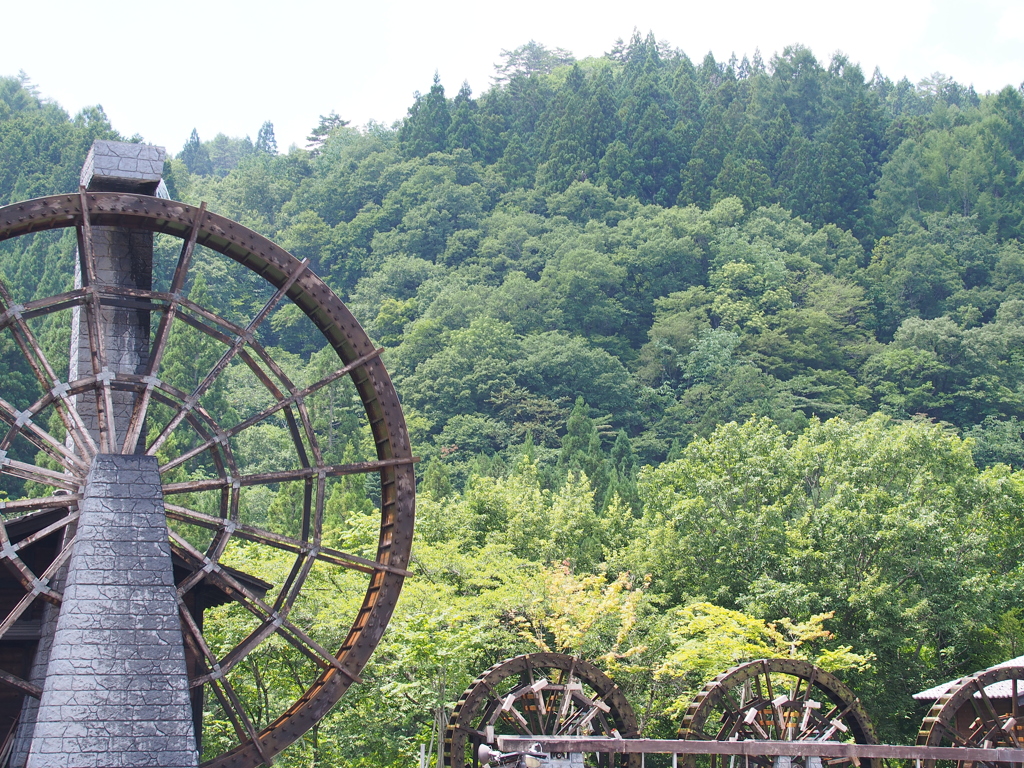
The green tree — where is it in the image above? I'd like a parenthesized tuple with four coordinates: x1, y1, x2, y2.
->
(179, 128, 213, 175)
(493, 40, 575, 83)
(254, 120, 278, 154)
(400, 73, 451, 157)
(306, 111, 349, 156)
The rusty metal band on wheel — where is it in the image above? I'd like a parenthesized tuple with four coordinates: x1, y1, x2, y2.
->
(0, 193, 416, 768)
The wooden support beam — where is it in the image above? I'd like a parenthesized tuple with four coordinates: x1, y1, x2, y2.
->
(496, 736, 1024, 762)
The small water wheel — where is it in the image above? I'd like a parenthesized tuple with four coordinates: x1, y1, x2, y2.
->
(679, 659, 877, 768)
(444, 652, 641, 768)
(917, 665, 1024, 768)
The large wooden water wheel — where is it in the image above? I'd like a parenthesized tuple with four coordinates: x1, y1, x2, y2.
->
(0, 191, 415, 766)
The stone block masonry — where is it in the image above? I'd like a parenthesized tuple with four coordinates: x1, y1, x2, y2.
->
(25, 455, 198, 768)
(79, 142, 165, 195)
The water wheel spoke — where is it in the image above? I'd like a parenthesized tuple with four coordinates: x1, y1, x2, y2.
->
(933, 716, 977, 747)
(75, 196, 119, 452)
(178, 600, 219, 687)
(0, 534, 76, 633)
(973, 684, 1006, 738)
(154, 429, 224, 478)
(206, 677, 250, 747)
(717, 688, 744, 719)
(3, 288, 87, 319)
(554, 692, 586, 735)
(146, 259, 309, 459)
(282, 406, 313, 474)
(164, 503, 408, 578)
(0, 494, 82, 516)
(0, 283, 97, 459)
(161, 456, 415, 495)
(0, 667, 41, 699)
(0, 457, 79, 491)
(500, 703, 534, 736)
(759, 668, 786, 737)
(557, 694, 606, 735)
(231, 588, 356, 684)
(272, 619, 359, 680)
(209, 621, 282, 684)
(170, 530, 358, 686)
(0, 588, 48, 641)
(797, 710, 832, 740)
(554, 666, 576, 733)
(124, 203, 207, 454)
(817, 703, 842, 725)
(3, 510, 79, 554)
(230, 349, 387, 457)
(218, 674, 274, 767)
(521, 659, 544, 735)
(1003, 721, 1024, 749)
(0, 395, 86, 474)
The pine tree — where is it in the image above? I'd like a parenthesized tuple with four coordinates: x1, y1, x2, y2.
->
(558, 397, 610, 504)
(604, 429, 640, 513)
(495, 133, 534, 188)
(492, 40, 574, 83)
(597, 140, 639, 199)
(179, 128, 212, 175)
(446, 81, 482, 154)
(712, 120, 776, 210)
(671, 56, 703, 166)
(420, 459, 453, 500)
(536, 66, 596, 191)
(306, 111, 349, 156)
(400, 73, 451, 157)
(560, 397, 595, 468)
(255, 121, 278, 154)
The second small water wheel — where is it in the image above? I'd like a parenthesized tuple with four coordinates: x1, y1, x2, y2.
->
(917, 665, 1024, 768)
(679, 658, 877, 768)
(444, 652, 641, 768)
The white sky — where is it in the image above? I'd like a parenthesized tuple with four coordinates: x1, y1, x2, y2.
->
(2, 0, 1022, 156)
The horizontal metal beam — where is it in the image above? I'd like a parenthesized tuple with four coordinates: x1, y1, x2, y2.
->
(496, 736, 1024, 762)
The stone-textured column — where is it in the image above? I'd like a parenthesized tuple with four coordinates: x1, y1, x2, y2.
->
(26, 455, 198, 768)
(14, 141, 171, 768)
(12, 142, 168, 766)
(68, 140, 165, 451)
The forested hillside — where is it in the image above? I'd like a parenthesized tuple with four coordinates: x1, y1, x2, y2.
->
(2, 33, 1024, 765)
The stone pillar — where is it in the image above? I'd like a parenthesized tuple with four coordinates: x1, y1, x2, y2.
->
(26, 455, 198, 768)
(68, 140, 165, 451)
(13, 142, 196, 767)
